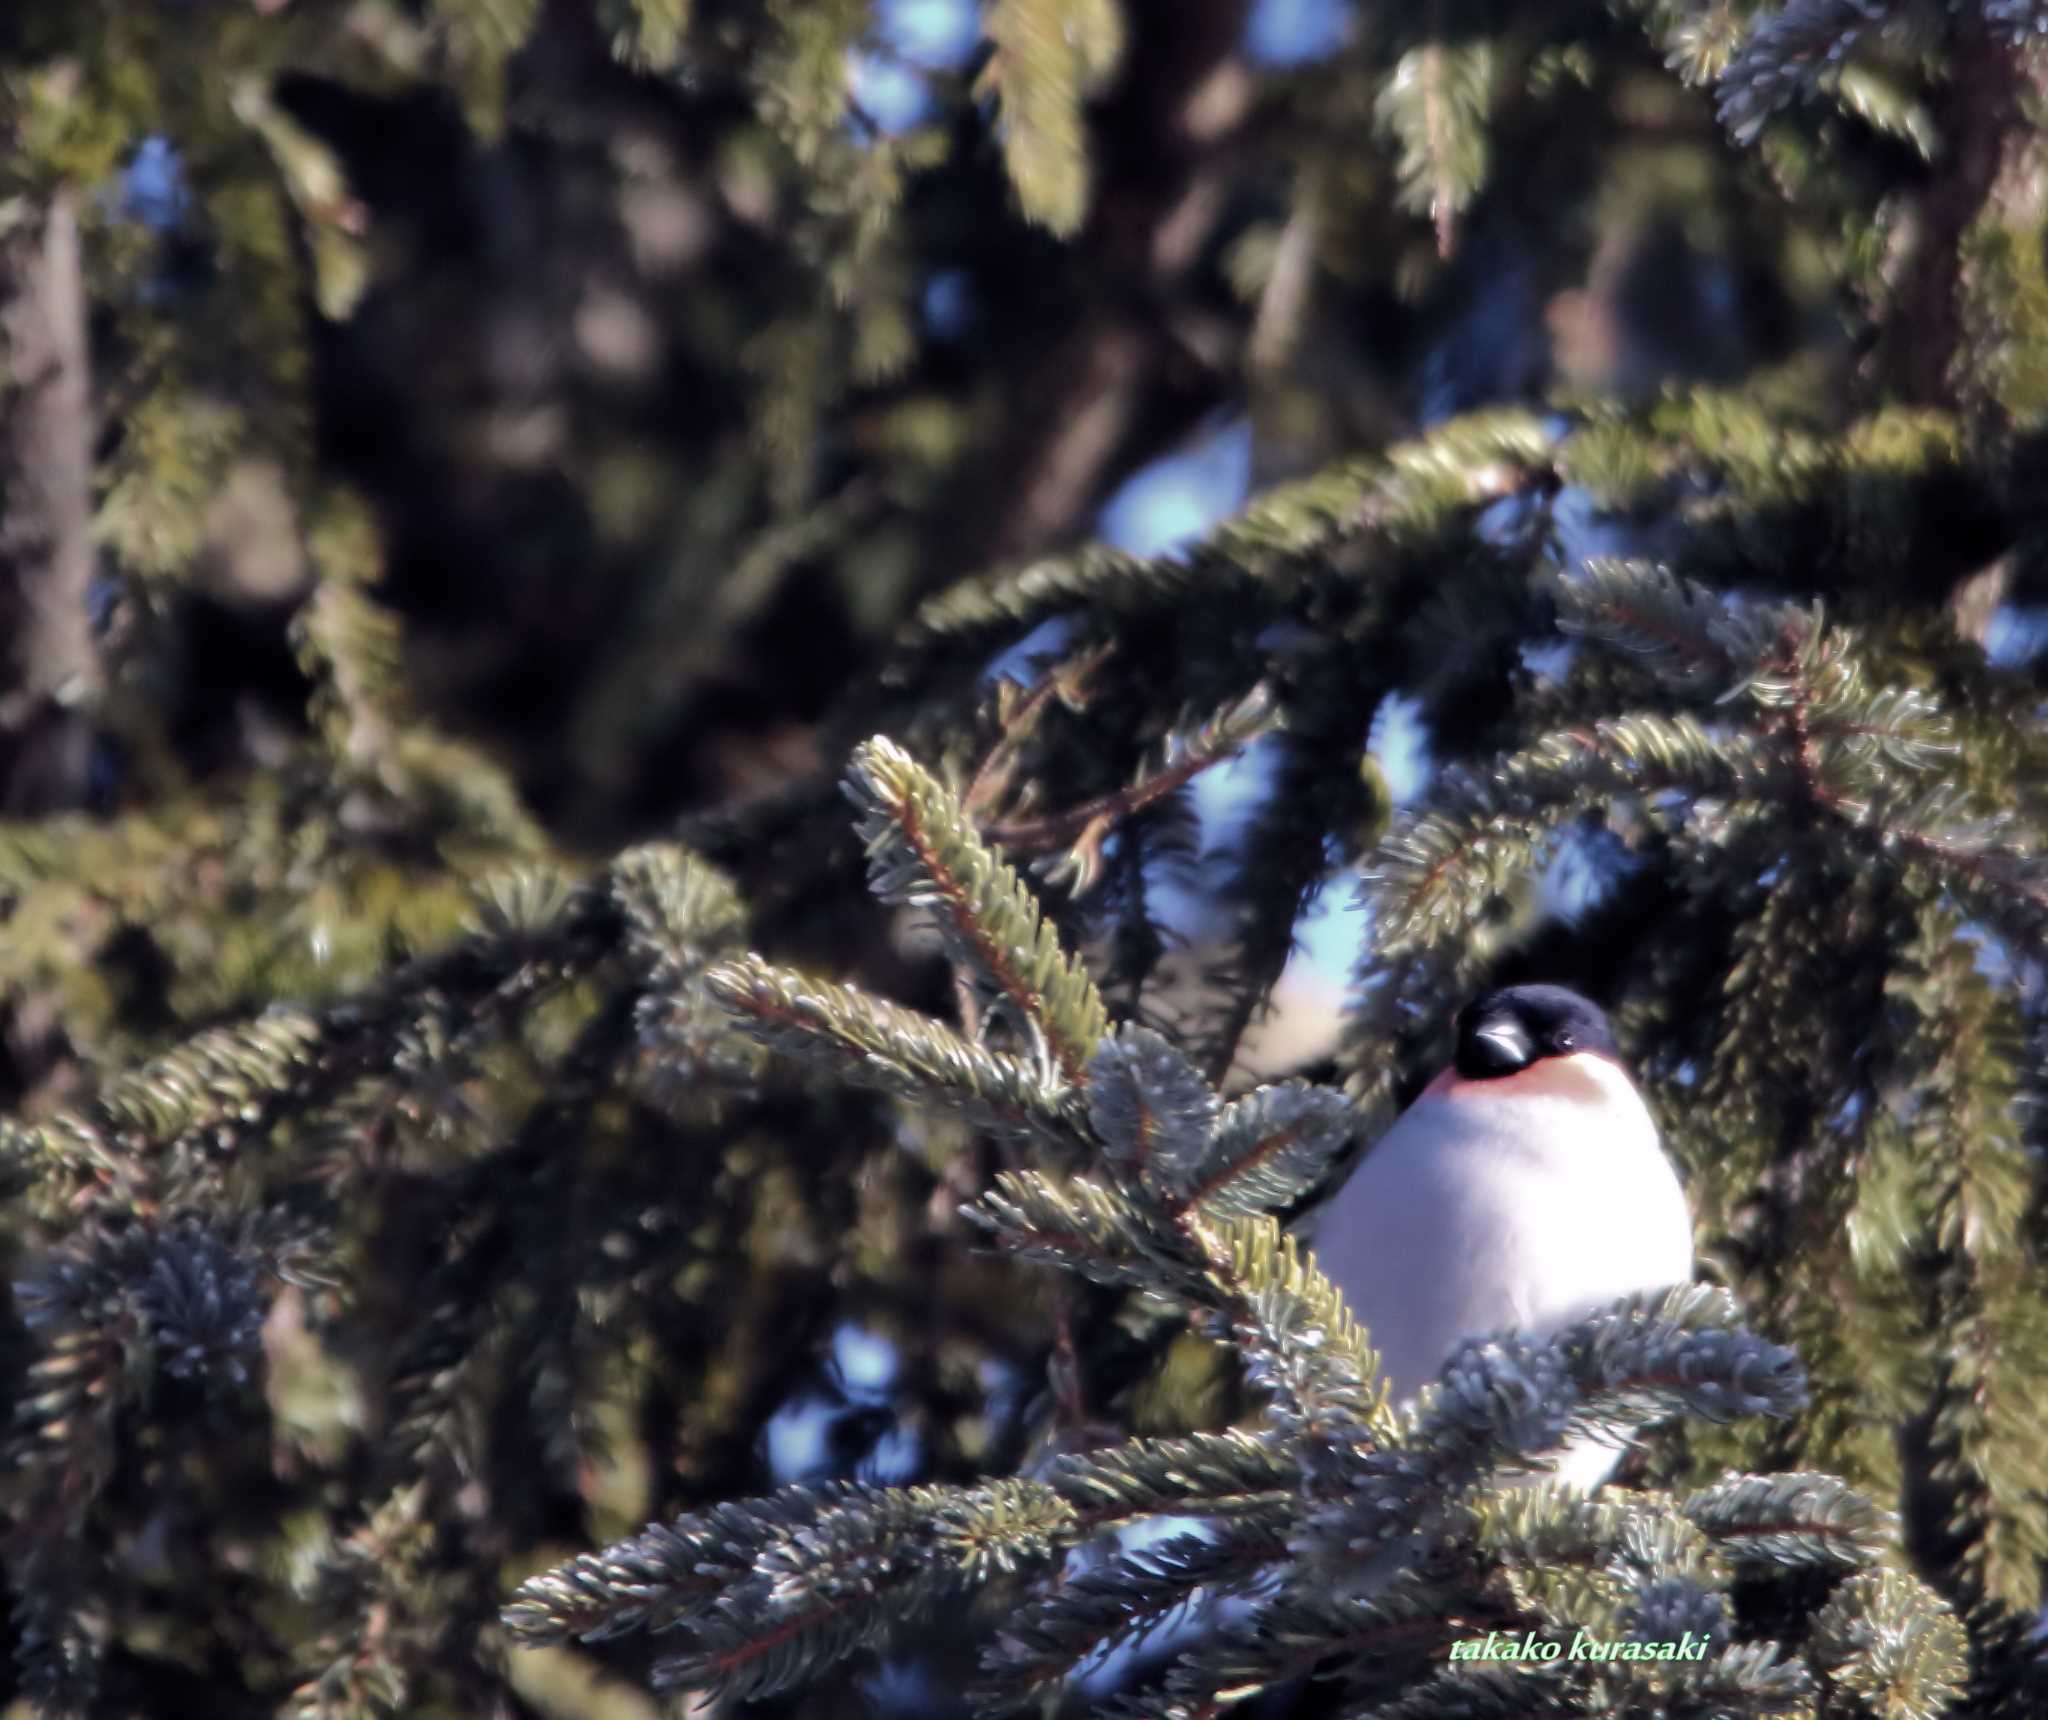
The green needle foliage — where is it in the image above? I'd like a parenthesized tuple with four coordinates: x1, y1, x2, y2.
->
(0, 0, 2045, 1715)
(510, 741, 1966, 1719)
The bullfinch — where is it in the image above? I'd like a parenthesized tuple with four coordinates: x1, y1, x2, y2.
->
(1305, 983, 1695, 1489)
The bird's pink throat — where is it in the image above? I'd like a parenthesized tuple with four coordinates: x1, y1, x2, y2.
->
(1433, 1050, 1620, 1103)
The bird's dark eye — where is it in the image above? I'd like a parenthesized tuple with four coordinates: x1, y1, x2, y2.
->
(1555, 1032, 1576, 1049)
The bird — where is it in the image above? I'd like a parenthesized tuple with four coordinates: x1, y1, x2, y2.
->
(1303, 983, 1695, 1490)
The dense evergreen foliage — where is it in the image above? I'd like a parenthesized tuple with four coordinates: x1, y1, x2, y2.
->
(0, 1, 2045, 1716)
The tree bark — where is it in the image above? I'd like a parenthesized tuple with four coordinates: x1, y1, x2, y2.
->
(1884, 17, 2032, 410)
(0, 188, 96, 813)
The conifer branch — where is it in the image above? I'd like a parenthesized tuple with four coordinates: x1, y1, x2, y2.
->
(1715, 1, 1903, 146)
(1205, 1214, 1395, 1466)
(1677, 1472, 1895, 1571)
(499, 771, 1959, 1720)
(1098, 779, 1203, 1036)
(1085, 1025, 1221, 1208)
(1150, 1581, 1522, 1718)
(514, 1479, 1081, 1703)
(988, 684, 1280, 895)
(709, 953, 1084, 1143)
(976, 0, 1124, 236)
(1376, 37, 1494, 258)
(609, 841, 762, 1105)
(1183, 1082, 1359, 1222)
(960, 642, 1120, 823)
(5, 1216, 267, 1706)
(1466, 1484, 1722, 1617)
(1810, 1568, 1971, 1720)
(0, 843, 755, 1209)
(293, 553, 548, 856)
(964, 1167, 1202, 1297)
(875, 408, 1553, 704)
(1363, 712, 1779, 955)
(979, 1524, 1289, 1712)
(502, 1483, 879, 1647)
(1193, 663, 1386, 1083)
(0, 1009, 328, 1199)
(1037, 1428, 1303, 1528)
(1560, 1285, 1810, 1433)
(1554, 560, 1748, 693)
(2, 0, 2032, 1706)
(888, 544, 1220, 680)
(1879, 909, 2048, 1616)
(1306, 1290, 1808, 1567)
(381, 983, 643, 1472)
(846, 736, 1110, 1084)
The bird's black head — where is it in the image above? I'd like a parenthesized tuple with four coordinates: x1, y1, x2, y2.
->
(1452, 985, 1619, 1080)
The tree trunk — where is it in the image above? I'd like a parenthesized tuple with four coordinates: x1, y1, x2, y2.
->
(0, 188, 96, 813)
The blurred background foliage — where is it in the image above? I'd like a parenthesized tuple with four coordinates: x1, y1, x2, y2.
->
(0, 0, 2044, 1715)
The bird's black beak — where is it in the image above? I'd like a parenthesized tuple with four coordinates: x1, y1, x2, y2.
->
(1458, 1014, 1534, 1078)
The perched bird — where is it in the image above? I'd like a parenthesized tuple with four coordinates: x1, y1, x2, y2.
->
(1305, 983, 1695, 1489)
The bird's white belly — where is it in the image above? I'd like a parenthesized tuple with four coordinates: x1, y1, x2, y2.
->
(1307, 1084, 1694, 1410)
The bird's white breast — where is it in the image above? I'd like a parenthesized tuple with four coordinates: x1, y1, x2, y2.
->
(1308, 1055, 1694, 1415)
